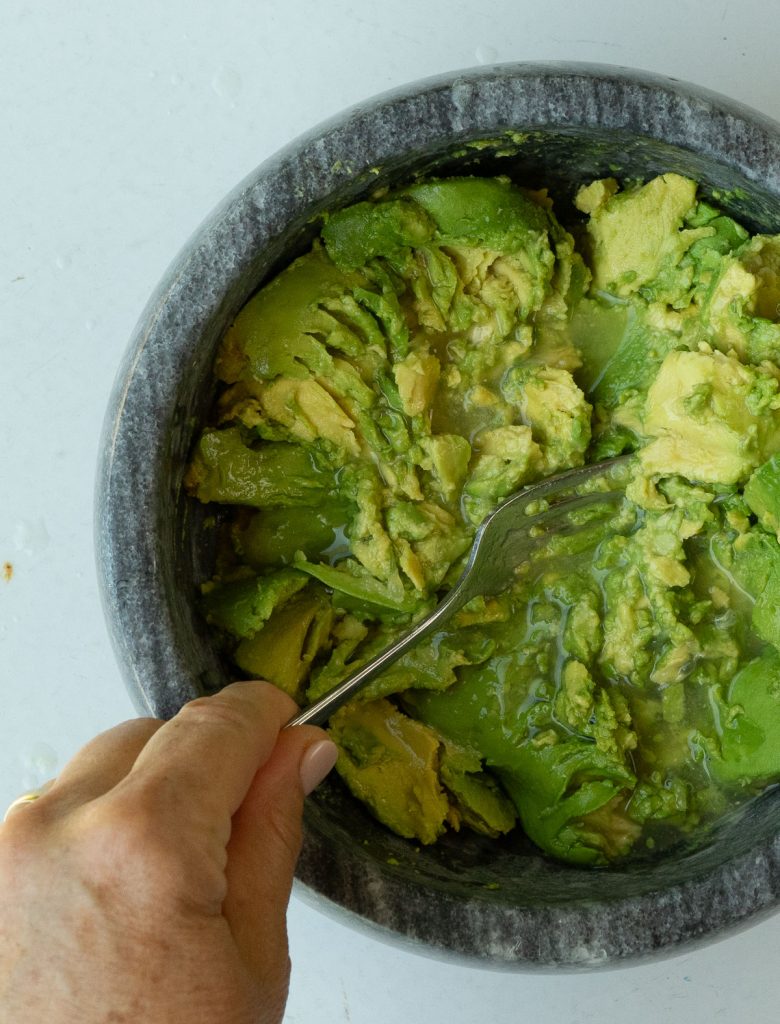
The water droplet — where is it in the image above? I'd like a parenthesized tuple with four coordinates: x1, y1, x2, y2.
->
(21, 742, 59, 790)
(54, 253, 71, 270)
(475, 45, 498, 65)
(148, 69, 158, 80)
(85, 318, 96, 332)
(170, 71, 182, 86)
(13, 519, 50, 556)
(211, 66, 242, 101)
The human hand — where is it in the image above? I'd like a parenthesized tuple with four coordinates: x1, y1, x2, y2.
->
(0, 681, 338, 1024)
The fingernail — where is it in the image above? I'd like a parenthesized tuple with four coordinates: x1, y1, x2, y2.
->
(300, 740, 339, 796)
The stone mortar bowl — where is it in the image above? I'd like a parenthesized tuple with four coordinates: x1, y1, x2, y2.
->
(96, 62, 780, 968)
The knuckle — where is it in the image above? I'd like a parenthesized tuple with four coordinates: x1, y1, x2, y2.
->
(248, 679, 299, 716)
(221, 680, 299, 720)
(176, 682, 298, 739)
(176, 695, 251, 736)
(238, 678, 287, 700)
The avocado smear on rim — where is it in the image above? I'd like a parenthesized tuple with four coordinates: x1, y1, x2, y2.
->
(186, 172, 780, 866)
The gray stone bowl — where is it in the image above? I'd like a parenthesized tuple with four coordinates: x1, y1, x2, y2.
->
(96, 62, 780, 968)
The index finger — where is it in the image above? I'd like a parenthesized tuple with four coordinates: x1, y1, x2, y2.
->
(119, 681, 297, 833)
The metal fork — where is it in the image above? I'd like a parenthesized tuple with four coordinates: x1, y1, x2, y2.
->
(286, 454, 631, 728)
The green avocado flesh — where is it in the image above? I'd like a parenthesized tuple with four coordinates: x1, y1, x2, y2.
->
(186, 172, 780, 865)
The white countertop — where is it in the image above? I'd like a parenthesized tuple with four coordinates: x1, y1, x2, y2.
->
(2, 1, 778, 1020)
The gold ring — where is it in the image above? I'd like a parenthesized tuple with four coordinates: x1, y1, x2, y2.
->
(3, 780, 55, 823)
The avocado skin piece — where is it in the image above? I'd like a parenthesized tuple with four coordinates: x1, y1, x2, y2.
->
(744, 453, 780, 538)
(710, 648, 780, 784)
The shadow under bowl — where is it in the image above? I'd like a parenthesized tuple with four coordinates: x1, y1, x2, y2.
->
(96, 62, 780, 968)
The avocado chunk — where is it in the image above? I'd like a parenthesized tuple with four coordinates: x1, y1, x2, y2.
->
(462, 425, 541, 524)
(322, 197, 436, 270)
(626, 777, 689, 826)
(421, 434, 472, 503)
(392, 350, 441, 417)
(403, 176, 549, 247)
(201, 568, 309, 639)
(255, 377, 362, 455)
(730, 530, 780, 650)
(218, 247, 374, 382)
(502, 365, 592, 472)
(744, 453, 780, 538)
(385, 500, 472, 591)
(328, 699, 451, 845)
(329, 697, 515, 844)
(438, 741, 516, 838)
(699, 235, 780, 363)
(234, 589, 333, 702)
(555, 661, 637, 760)
(575, 173, 706, 302)
(640, 349, 780, 484)
(710, 648, 780, 785)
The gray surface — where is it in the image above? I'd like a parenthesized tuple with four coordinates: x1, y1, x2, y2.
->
(96, 63, 780, 967)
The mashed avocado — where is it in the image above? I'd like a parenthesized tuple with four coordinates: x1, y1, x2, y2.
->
(186, 173, 780, 866)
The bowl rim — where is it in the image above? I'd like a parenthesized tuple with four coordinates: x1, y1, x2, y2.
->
(95, 60, 780, 968)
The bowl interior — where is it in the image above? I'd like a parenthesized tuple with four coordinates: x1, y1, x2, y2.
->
(141, 118, 780, 959)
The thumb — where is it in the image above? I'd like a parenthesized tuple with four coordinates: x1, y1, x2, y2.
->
(223, 725, 338, 984)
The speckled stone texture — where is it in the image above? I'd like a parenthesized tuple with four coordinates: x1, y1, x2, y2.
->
(96, 62, 780, 968)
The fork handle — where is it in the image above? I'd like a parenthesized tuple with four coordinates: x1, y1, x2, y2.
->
(285, 583, 468, 728)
